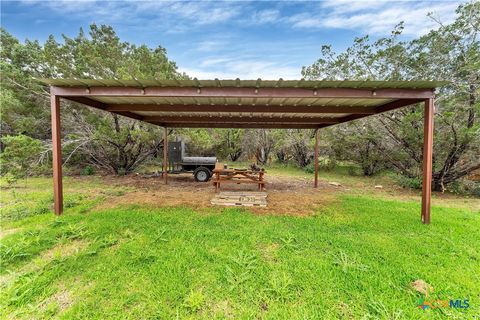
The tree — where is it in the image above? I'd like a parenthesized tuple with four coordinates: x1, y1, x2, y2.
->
(283, 129, 315, 168)
(243, 129, 276, 165)
(0, 134, 45, 180)
(329, 124, 384, 176)
(212, 129, 244, 161)
(1, 24, 187, 174)
(302, 2, 480, 191)
(0, 30, 52, 140)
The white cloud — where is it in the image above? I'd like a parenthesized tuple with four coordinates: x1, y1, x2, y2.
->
(199, 57, 233, 67)
(196, 40, 229, 52)
(18, 0, 464, 37)
(177, 67, 233, 80)
(19, 0, 95, 13)
(19, 0, 243, 28)
(158, 2, 241, 26)
(320, 0, 386, 14)
(181, 58, 301, 80)
(251, 9, 281, 24)
(290, 0, 463, 36)
(19, 0, 137, 23)
(288, 13, 322, 28)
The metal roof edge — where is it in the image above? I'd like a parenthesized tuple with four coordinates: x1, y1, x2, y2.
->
(35, 78, 449, 89)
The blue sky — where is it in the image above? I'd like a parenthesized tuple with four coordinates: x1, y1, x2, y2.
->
(1, 0, 464, 79)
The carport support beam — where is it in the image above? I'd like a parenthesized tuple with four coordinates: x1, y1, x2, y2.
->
(314, 129, 319, 188)
(421, 98, 434, 224)
(163, 127, 168, 184)
(51, 93, 63, 215)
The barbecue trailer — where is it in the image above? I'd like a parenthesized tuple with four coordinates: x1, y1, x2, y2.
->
(166, 141, 217, 182)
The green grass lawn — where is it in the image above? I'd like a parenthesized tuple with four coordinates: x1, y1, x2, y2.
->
(1, 174, 479, 319)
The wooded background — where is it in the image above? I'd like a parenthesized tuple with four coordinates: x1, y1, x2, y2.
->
(1, 2, 478, 194)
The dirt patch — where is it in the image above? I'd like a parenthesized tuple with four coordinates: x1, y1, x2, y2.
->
(0, 228, 22, 240)
(49, 289, 72, 310)
(53, 289, 72, 311)
(410, 279, 434, 296)
(337, 301, 353, 318)
(41, 240, 89, 262)
(94, 174, 341, 216)
(210, 299, 233, 318)
(258, 242, 279, 263)
(90, 172, 479, 215)
(39, 284, 73, 315)
(251, 188, 338, 216)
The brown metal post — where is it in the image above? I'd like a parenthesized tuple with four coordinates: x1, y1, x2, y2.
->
(421, 98, 434, 224)
(163, 127, 168, 184)
(51, 94, 63, 215)
(314, 129, 319, 188)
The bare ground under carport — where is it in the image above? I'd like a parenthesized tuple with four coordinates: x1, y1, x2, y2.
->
(95, 174, 341, 215)
(87, 172, 479, 215)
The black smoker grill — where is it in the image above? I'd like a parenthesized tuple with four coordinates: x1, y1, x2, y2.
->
(167, 141, 217, 182)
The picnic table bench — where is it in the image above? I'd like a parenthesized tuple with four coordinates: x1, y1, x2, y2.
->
(212, 168, 265, 192)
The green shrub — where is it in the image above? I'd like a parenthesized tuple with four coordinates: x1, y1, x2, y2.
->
(304, 163, 314, 174)
(347, 166, 361, 176)
(321, 158, 337, 171)
(448, 180, 480, 197)
(396, 175, 422, 189)
(81, 165, 95, 176)
(464, 181, 480, 197)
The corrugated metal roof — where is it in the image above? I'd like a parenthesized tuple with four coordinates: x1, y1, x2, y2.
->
(42, 78, 441, 129)
(38, 78, 447, 89)
(92, 96, 392, 107)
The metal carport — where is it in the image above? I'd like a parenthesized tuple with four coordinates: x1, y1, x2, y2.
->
(41, 78, 445, 223)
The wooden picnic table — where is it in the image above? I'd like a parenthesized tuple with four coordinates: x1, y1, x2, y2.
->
(212, 168, 265, 192)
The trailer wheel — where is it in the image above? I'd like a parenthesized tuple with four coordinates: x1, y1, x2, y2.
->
(193, 167, 211, 182)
